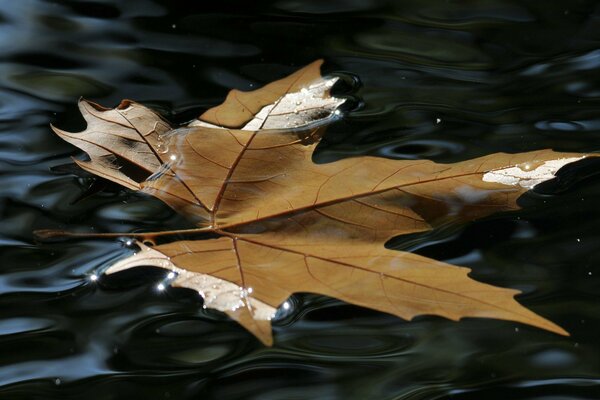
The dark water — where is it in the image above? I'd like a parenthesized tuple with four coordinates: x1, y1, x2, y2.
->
(1, 0, 600, 398)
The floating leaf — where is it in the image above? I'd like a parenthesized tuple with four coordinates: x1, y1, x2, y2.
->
(45, 60, 595, 345)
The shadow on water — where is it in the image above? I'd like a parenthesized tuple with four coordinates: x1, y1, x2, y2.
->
(1, 0, 600, 399)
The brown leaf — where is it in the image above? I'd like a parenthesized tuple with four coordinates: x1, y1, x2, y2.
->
(49, 60, 593, 345)
(51, 99, 171, 190)
(195, 59, 342, 129)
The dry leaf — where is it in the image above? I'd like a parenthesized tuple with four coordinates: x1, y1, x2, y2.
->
(47, 60, 594, 345)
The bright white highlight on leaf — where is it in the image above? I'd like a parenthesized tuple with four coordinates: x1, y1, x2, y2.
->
(482, 157, 585, 189)
(105, 242, 276, 321)
(187, 75, 344, 132)
(242, 77, 344, 130)
(90, 274, 98, 282)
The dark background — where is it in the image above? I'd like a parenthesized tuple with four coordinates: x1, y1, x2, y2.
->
(1, 0, 600, 399)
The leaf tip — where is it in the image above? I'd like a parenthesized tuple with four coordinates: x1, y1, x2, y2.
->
(78, 97, 108, 112)
(50, 123, 69, 139)
(539, 320, 570, 337)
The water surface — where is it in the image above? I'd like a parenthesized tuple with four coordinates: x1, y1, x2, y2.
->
(1, 1, 600, 399)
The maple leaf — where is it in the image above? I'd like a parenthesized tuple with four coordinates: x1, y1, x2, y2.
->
(44, 60, 594, 345)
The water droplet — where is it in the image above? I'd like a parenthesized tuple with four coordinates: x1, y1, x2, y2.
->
(156, 136, 169, 154)
(157, 283, 165, 291)
(293, 109, 299, 114)
(517, 160, 545, 172)
(169, 154, 177, 161)
(167, 272, 175, 279)
(435, 118, 441, 124)
(90, 274, 98, 282)
(282, 301, 290, 310)
(158, 145, 169, 154)
(54, 378, 61, 386)
(247, 287, 253, 294)
(296, 100, 302, 106)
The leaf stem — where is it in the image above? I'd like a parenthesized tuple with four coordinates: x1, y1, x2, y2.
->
(34, 227, 215, 240)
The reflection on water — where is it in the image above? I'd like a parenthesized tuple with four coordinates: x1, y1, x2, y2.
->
(1, 0, 600, 399)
